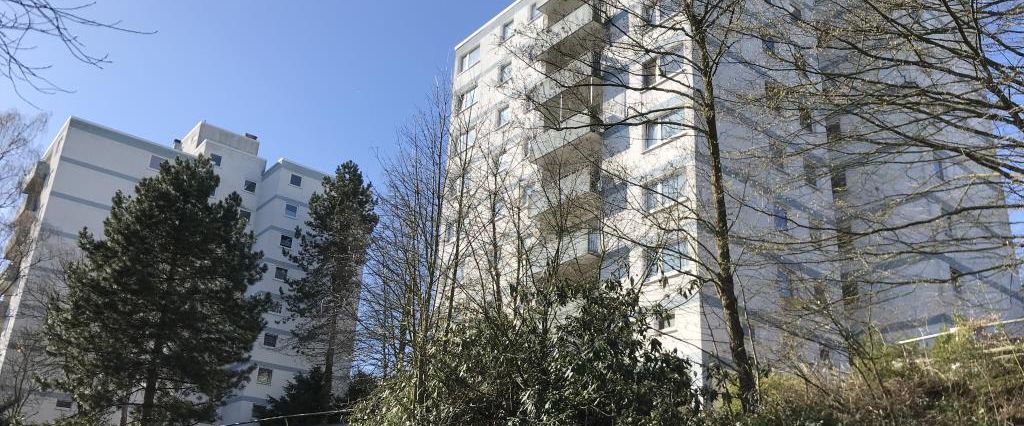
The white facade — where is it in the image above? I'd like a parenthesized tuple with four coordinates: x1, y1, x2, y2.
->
(0, 117, 332, 424)
(448, 0, 1023, 376)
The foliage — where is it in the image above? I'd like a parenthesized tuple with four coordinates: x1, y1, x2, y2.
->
(284, 160, 378, 402)
(255, 367, 340, 426)
(254, 368, 378, 425)
(713, 322, 1024, 426)
(350, 279, 704, 425)
(42, 157, 269, 425)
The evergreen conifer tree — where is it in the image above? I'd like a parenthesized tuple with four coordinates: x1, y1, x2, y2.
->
(43, 157, 270, 425)
(284, 161, 377, 409)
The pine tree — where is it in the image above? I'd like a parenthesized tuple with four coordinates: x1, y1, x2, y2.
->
(284, 161, 377, 409)
(43, 157, 270, 425)
(254, 368, 378, 425)
(253, 367, 340, 426)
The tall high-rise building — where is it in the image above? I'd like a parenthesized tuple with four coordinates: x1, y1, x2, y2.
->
(0, 117, 337, 424)
(446, 0, 1022, 378)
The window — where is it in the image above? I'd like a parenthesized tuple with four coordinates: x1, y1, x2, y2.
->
(830, 167, 847, 195)
(643, 111, 684, 150)
(460, 46, 480, 72)
(501, 21, 514, 41)
(932, 152, 946, 180)
(841, 271, 857, 300)
(642, 3, 657, 25)
(643, 122, 659, 150)
(950, 266, 963, 293)
(530, 3, 542, 21)
(497, 106, 511, 127)
(274, 267, 288, 281)
(659, 46, 685, 76)
(263, 333, 278, 348)
(661, 110, 684, 141)
(799, 106, 813, 130)
(658, 311, 676, 330)
(770, 141, 785, 170)
(826, 122, 842, 143)
(256, 367, 273, 385)
(819, 345, 832, 365)
(285, 203, 298, 219)
(55, 397, 73, 409)
(643, 240, 687, 281)
(499, 64, 513, 84)
(642, 58, 658, 88)
(239, 209, 252, 222)
(210, 153, 222, 167)
(662, 241, 685, 273)
(244, 179, 257, 193)
(778, 268, 794, 299)
(148, 155, 166, 170)
(457, 128, 478, 148)
(280, 235, 293, 249)
(268, 298, 283, 314)
(607, 10, 629, 40)
(644, 174, 684, 211)
(772, 202, 788, 231)
(587, 231, 601, 253)
(804, 158, 819, 188)
(458, 86, 478, 111)
(289, 174, 303, 187)
(764, 81, 783, 111)
(659, 0, 681, 18)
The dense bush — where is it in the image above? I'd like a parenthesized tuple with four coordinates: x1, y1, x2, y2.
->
(715, 322, 1024, 426)
(350, 279, 704, 425)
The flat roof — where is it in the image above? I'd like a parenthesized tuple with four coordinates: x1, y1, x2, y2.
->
(454, 0, 527, 52)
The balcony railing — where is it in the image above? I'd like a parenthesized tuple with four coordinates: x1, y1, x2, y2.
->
(533, 51, 600, 107)
(533, 2, 603, 60)
(531, 229, 604, 277)
(21, 161, 49, 194)
(531, 166, 600, 218)
(530, 114, 601, 163)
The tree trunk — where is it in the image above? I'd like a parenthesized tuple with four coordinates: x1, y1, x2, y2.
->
(322, 311, 337, 411)
(697, 35, 758, 412)
(139, 364, 159, 424)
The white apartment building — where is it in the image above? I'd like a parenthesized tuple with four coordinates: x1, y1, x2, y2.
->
(447, 0, 1023, 378)
(0, 117, 333, 424)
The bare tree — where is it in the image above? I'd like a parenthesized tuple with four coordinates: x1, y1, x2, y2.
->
(486, 0, 1024, 413)
(0, 0, 147, 97)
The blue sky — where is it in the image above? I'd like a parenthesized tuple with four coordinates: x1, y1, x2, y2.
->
(0, 1, 510, 184)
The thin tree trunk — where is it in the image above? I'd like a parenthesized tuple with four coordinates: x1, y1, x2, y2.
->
(140, 364, 159, 424)
(322, 311, 338, 411)
(697, 33, 757, 412)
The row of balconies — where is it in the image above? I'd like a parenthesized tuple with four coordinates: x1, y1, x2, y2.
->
(526, 2, 605, 277)
(5, 161, 49, 261)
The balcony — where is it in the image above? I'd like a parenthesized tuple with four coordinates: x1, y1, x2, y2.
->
(531, 166, 602, 224)
(532, 229, 603, 279)
(3, 226, 30, 262)
(530, 113, 602, 166)
(533, 51, 601, 107)
(21, 161, 49, 194)
(533, 1, 605, 63)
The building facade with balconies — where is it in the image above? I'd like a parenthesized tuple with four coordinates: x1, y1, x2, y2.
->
(447, 0, 1022, 379)
(0, 117, 335, 424)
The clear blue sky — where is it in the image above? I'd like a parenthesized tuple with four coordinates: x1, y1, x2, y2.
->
(0, 1, 509, 184)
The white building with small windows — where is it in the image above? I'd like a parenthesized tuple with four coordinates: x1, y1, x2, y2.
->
(445, 0, 1023, 384)
(0, 117, 334, 424)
